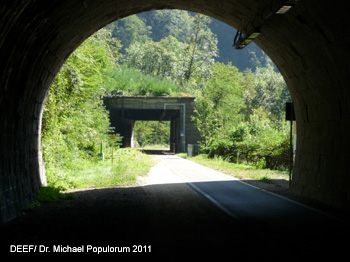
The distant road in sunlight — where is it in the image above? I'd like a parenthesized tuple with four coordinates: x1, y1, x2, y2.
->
(142, 154, 237, 185)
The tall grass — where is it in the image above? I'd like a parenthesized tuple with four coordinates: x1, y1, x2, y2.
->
(72, 149, 156, 188)
(46, 149, 156, 190)
(179, 154, 289, 183)
(106, 65, 180, 96)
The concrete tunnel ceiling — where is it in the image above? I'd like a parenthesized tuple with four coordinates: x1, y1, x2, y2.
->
(1, 0, 350, 223)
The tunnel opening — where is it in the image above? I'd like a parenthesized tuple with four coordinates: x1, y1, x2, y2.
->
(134, 121, 171, 151)
(33, 8, 294, 212)
(1, 0, 350, 226)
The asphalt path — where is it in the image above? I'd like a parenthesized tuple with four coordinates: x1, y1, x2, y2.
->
(146, 154, 350, 259)
(1, 153, 349, 260)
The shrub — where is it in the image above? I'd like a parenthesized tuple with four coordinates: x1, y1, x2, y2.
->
(202, 112, 290, 170)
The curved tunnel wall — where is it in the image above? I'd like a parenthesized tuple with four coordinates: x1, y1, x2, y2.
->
(1, 0, 350, 223)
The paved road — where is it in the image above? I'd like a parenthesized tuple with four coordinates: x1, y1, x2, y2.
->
(1, 154, 349, 260)
(145, 154, 350, 259)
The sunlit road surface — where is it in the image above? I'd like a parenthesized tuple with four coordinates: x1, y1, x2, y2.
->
(145, 154, 349, 259)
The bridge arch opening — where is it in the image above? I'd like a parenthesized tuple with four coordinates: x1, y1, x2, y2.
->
(134, 121, 171, 151)
(1, 0, 350, 224)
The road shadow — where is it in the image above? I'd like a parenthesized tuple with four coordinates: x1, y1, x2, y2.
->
(0, 183, 243, 258)
(0, 181, 349, 259)
(139, 149, 173, 155)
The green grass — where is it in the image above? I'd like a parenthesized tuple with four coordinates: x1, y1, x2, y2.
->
(41, 148, 157, 203)
(36, 186, 76, 203)
(179, 154, 288, 183)
(107, 65, 181, 96)
(139, 144, 170, 150)
(68, 148, 156, 188)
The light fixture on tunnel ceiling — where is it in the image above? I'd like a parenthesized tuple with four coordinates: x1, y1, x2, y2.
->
(276, 0, 300, 14)
(233, 29, 261, 50)
(233, 0, 300, 49)
(276, 5, 292, 14)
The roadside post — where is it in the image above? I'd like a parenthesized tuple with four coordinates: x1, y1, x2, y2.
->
(110, 134, 116, 165)
(100, 141, 104, 160)
(285, 102, 296, 188)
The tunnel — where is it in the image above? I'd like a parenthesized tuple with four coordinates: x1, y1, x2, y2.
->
(102, 96, 201, 153)
(1, 0, 350, 224)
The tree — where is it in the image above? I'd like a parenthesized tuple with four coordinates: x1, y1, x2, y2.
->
(123, 14, 218, 85)
(42, 28, 121, 174)
(134, 121, 170, 147)
(107, 15, 151, 53)
(123, 36, 185, 81)
(181, 14, 218, 83)
(206, 63, 243, 108)
(139, 10, 194, 43)
(192, 96, 220, 148)
(192, 62, 245, 147)
(243, 65, 290, 125)
(193, 63, 244, 129)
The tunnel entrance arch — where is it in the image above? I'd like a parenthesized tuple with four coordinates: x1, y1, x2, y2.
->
(1, 0, 350, 223)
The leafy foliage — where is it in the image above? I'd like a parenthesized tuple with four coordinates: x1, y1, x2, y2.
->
(111, 10, 271, 71)
(123, 36, 185, 81)
(192, 63, 291, 170)
(180, 14, 218, 83)
(122, 14, 218, 85)
(244, 65, 290, 124)
(134, 121, 170, 148)
(42, 28, 121, 189)
(107, 15, 151, 53)
(139, 10, 194, 43)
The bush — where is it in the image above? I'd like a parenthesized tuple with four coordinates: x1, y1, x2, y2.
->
(202, 113, 290, 170)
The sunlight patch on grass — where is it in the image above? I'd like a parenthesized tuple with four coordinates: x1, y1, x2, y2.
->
(70, 149, 156, 188)
(180, 154, 288, 183)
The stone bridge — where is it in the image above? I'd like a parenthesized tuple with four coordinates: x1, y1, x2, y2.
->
(1, 0, 350, 223)
(103, 96, 201, 153)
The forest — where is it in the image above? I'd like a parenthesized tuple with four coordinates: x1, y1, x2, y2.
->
(41, 10, 291, 190)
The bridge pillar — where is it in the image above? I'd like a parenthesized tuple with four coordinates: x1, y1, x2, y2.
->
(113, 119, 134, 148)
(123, 120, 134, 148)
(170, 118, 180, 153)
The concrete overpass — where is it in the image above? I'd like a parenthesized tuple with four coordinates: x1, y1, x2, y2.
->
(1, 0, 350, 223)
(103, 96, 201, 153)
